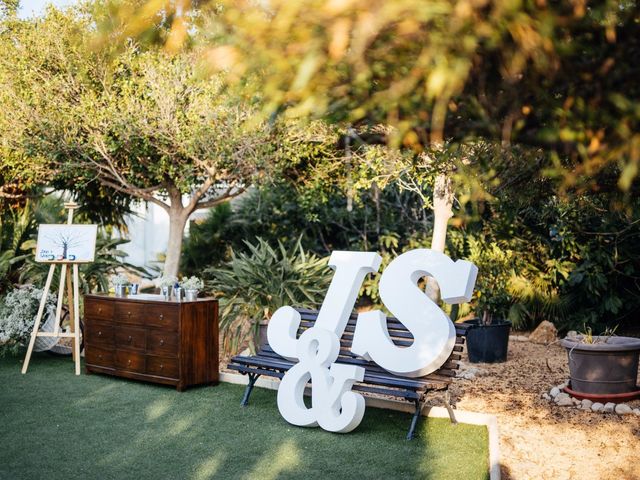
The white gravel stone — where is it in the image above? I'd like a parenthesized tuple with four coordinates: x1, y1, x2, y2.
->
(591, 402, 604, 412)
(556, 396, 574, 407)
(603, 402, 616, 413)
(550, 387, 560, 398)
(558, 381, 569, 389)
(581, 399, 593, 410)
(633, 409, 640, 416)
(554, 392, 570, 403)
(542, 392, 551, 401)
(615, 404, 633, 415)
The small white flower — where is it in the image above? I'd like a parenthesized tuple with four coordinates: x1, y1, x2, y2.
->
(110, 274, 129, 286)
(157, 275, 178, 288)
(180, 276, 204, 290)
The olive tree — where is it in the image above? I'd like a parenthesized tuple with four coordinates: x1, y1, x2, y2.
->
(1, 7, 280, 276)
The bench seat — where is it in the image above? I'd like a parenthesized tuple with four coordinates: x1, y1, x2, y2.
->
(228, 307, 468, 439)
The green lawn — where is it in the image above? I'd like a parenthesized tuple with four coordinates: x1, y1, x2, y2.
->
(0, 354, 488, 480)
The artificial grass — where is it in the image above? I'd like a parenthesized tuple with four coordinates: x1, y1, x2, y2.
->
(0, 354, 489, 480)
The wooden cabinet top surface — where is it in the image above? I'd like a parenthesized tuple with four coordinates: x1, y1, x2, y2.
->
(85, 293, 217, 305)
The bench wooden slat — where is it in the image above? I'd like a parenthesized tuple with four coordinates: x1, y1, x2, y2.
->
(228, 360, 452, 396)
(297, 321, 466, 345)
(258, 345, 461, 373)
(233, 354, 450, 390)
(228, 363, 285, 379)
(229, 363, 435, 400)
(352, 384, 421, 400)
(232, 353, 459, 390)
(229, 361, 449, 395)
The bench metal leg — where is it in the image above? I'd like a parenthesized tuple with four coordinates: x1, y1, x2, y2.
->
(240, 373, 261, 407)
(407, 399, 422, 440)
(444, 390, 458, 424)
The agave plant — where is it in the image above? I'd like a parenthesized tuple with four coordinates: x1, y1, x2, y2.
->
(507, 274, 572, 331)
(205, 237, 332, 355)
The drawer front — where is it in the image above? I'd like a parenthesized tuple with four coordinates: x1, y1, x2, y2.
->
(145, 305, 179, 330)
(114, 326, 146, 351)
(85, 321, 114, 347)
(84, 299, 114, 322)
(115, 350, 146, 373)
(114, 302, 146, 327)
(146, 355, 179, 379)
(85, 346, 114, 368)
(147, 331, 179, 356)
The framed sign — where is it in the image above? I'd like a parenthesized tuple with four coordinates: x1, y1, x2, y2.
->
(35, 224, 98, 263)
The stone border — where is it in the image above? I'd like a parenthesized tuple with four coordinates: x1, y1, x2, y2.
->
(544, 381, 640, 416)
(220, 372, 501, 480)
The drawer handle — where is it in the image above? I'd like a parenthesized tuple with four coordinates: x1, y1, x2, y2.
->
(98, 354, 103, 360)
(159, 314, 164, 320)
(127, 336, 132, 343)
(159, 339, 165, 346)
(127, 311, 131, 317)
(127, 359, 132, 366)
(98, 307, 103, 313)
(159, 364, 164, 370)
(98, 331, 102, 336)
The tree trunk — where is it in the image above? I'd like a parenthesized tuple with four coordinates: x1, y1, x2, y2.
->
(163, 206, 190, 278)
(426, 174, 454, 302)
(431, 174, 454, 253)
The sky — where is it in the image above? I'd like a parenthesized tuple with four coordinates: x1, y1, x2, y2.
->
(18, 0, 78, 19)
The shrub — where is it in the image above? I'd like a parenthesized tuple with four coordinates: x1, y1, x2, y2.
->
(0, 285, 56, 356)
(205, 237, 332, 354)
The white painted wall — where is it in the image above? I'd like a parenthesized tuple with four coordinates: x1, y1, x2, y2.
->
(117, 200, 207, 272)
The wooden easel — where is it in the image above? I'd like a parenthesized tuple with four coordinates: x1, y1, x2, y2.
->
(22, 203, 82, 375)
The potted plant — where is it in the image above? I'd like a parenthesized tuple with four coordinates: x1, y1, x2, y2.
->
(560, 327, 640, 402)
(462, 239, 514, 363)
(157, 275, 178, 300)
(110, 274, 129, 297)
(180, 276, 204, 301)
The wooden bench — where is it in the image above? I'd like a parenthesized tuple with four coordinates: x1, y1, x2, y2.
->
(229, 307, 467, 439)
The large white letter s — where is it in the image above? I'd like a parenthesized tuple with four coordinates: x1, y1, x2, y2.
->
(351, 249, 477, 377)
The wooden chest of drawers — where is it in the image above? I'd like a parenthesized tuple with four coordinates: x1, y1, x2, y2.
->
(84, 294, 219, 391)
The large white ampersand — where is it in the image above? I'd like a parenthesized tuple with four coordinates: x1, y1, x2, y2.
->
(269, 252, 381, 433)
(276, 327, 365, 433)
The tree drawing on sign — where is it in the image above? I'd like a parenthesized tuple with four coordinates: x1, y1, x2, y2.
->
(45, 228, 85, 260)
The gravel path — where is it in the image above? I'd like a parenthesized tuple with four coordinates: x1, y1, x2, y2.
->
(446, 338, 640, 480)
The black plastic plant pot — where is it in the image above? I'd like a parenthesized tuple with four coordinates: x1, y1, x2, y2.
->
(560, 336, 640, 395)
(462, 319, 511, 363)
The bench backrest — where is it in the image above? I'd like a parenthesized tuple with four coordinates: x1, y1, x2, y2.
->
(259, 308, 466, 386)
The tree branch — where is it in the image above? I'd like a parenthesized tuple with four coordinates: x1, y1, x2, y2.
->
(194, 185, 246, 210)
(97, 177, 170, 212)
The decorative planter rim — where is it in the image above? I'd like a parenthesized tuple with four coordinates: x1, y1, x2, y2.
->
(462, 318, 512, 329)
(560, 335, 640, 352)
